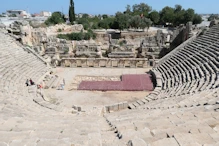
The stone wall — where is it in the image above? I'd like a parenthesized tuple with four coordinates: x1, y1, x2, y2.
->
(61, 58, 151, 68)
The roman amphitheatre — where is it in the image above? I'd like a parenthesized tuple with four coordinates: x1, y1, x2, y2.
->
(0, 2, 219, 146)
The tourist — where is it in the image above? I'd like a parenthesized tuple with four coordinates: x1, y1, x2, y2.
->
(37, 84, 43, 89)
(63, 78, 65, 85)
(30, 78, 35, 85)
(25, 79, 29, 86)
(60, 83, 64, 90)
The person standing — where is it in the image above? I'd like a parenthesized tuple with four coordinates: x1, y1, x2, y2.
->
(25, 79, 29, 86)
(30, 78, 35, 85)
(63, 78, 65, 85)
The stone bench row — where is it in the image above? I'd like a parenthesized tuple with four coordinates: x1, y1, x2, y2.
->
(44, 75, 59, 89)
(157, 44, 218, 88)
(105, 91, 219, 145)
(158, 60, 216, 90)
(128, 87, 162, 109)
(138, 89, 218, 111)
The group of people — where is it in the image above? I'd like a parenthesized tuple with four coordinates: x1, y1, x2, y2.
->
(25, 79, 35, 86)
(25, 77, 65, 90)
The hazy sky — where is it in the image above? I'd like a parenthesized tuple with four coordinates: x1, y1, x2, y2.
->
(1, 0, 218, 15)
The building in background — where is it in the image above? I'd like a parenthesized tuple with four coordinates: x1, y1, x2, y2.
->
(6, 10, 30, 18)
(40, 11, 52, 17)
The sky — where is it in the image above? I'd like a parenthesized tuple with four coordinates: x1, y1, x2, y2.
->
(0, 0, 218, 15)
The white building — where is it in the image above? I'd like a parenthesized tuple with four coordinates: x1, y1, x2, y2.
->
(40, 11, 52, 17)
(6, 10, 30, 18)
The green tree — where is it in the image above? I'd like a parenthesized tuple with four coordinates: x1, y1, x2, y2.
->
(69, 0, 76, 24)
(98, 17, 115, 29)
(102, 14, 108, 19)
(184, 8, 195, 23)
(140, 17, 152, 30)
(98, 19, 109, 29)
(193, 14, 202, 24)
(45, 12, 65, 26)
(149, 10, 160, 24)
(115, 12, 131, 31)
(174, 5, 182, 13)
(77, 18, 90, 30)
(132, 3, 152, 17)
(82, 14, 89, 19)
(174, 9, 185, 26)
(173, 5, 185, 25)
(124, 5, 132, 15)
(160, 6, 175, 25)
(130, 15, 141, 29)
(91, 22, 98, 29)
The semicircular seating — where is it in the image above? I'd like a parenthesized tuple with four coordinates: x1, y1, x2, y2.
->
(105, 25, 219, 145)
(0, 30, 125, 146)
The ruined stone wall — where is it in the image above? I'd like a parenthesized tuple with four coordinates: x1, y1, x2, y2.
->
(61, 58, 152, 68)
(160, 22, 193, 58)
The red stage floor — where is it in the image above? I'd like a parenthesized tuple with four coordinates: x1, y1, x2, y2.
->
(78, 74, 154, 91)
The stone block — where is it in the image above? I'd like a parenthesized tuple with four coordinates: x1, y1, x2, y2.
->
(123, 102, 128, 108)
(81, 59, 87, 67)
(99, 60, 106, 67)
(87, 59, 94, 67)
(112, 104, 119, 111)
(128, 104, 135, 109)
(151, 138, 179, 146)
(136, 60, 143, 68)
(130, 60, 136, 68)
(118, 60, 125, 68)
(124, 60, 131, 67)
(112, 60, 118, 67)
(118, 103, 123, 110)
(174, 133, 216, 145)
(127, 137, 148, 146)
(94, 59, 99, 67)
(105, 106, 110, 113)
(76, 60, 82, 67)
(106, 60, 112, 68)
(70, 60, 77, 67)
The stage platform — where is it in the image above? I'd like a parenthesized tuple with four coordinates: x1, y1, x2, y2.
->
(78, 74, 154, 91)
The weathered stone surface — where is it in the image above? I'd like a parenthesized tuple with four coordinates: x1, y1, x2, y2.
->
(127, 137, 148, 146)
(151, 138, 179, 146)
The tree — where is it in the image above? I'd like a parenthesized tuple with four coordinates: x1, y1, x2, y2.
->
(174, 5, 182, 13)
(69, 0, 76, 24)
(115, 12, 131, 31)
(140, 17, 152, 30)
(160, 6, 175, 25)
(102, 14, 108, 19)
(124, 5, 132, 15)
(149, 10, 160, 24)
(132, 3, 152, 17)
(174, 9, 185, 26)
(98, 19, 109, 29)
(45, 12, 65, 26)
(130, 15, 141, 29)
(184, 8, 195, 23)
(193, 14, 202, 24)
(82, 14, 89, 19)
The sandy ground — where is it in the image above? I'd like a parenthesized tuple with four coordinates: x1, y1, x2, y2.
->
(46, 67, 152, 110)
